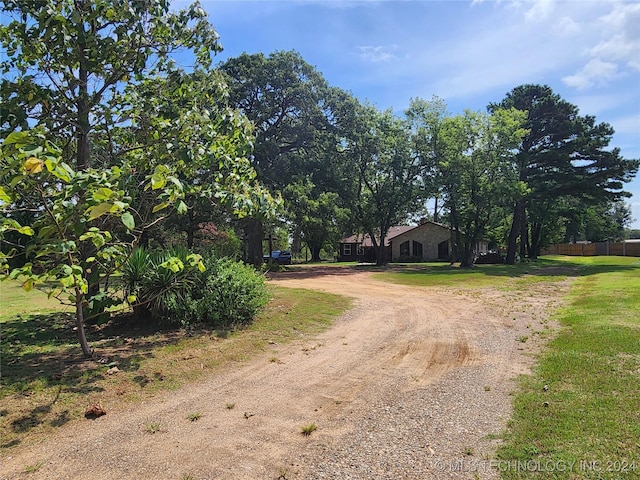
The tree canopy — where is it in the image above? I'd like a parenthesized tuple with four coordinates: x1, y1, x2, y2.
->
(489, 84, 639, 263)
(0, 0, 273, 355)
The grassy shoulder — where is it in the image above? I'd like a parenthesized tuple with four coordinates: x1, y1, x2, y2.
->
(371, 257, 575, 289)
(0, 282, 350, 451)
(496, 256, 640, 479)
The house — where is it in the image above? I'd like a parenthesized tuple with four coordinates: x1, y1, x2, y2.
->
(338, 221, 489, 263)
(389, 221, 489, 262)
(337, 226, 414, 263)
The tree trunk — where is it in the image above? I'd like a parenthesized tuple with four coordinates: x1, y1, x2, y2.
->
(244, 217, 264, 266)
(505, 201, 523, 264)
(186, 228, 194, 249)
(74, 11, 93, 354)
(433, 196, 439, 223)
(291, 227, 302, 257)
(267, 232, 274, 260)
(308, 242, 322, 262)
(376, 242, 387, 266)
(76, 12, 90, 172)
(186, 210, 195, 248)
(459, 239, 474, 268)
(529, 222, 542, 260)
(519, 207, 528, 260)
(75, 288, 93, 357)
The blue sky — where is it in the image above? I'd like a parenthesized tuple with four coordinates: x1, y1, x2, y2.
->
(179, 0, 640, 228)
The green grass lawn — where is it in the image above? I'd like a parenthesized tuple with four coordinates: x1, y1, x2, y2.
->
(0, 279, 68, 320)
(372, 257, 576, 288)
(496, 256, 640, 479)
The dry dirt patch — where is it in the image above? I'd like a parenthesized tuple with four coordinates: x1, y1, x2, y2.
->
(1, 268, 568, 480)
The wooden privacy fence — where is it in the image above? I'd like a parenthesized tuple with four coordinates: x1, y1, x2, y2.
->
(542, 242, 640, 257)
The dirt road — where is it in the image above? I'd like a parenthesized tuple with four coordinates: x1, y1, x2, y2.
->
(1, 268, 565, 479)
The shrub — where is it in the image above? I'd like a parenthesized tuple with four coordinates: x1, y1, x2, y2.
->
(120, 248, 268, 328)
(194, 258, 269, 329)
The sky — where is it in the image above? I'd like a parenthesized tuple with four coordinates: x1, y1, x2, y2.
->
(177, 0, 640, 228)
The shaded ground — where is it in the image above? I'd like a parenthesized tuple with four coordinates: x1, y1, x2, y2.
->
(0, 268, 567, 479)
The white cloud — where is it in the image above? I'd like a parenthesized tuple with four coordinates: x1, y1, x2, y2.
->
(562, 2, 640, 90)
(524, 0, 554, 23)
(563, 58, 620, 90)
(553, 16, 580, 37)
(357, 45, 396, 63)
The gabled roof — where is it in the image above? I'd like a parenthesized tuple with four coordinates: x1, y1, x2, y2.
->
(388, 221, 455, 240)
(340, 225, 416, 247)
(389, 221, 491, 244)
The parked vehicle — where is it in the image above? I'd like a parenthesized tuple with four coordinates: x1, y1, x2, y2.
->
(263, 250, 292, 265)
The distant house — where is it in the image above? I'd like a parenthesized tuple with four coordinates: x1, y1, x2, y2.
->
(338, 221, 489, 263)
(337, 226, 414, 263)
(390, 221, 488, 262)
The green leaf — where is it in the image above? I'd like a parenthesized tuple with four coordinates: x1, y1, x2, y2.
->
(92, 234, 106, 248)
(22, 278, 35, 292)
(38, 225, 56, 239)
(44, 159, 73, 182)
(93, 187, 114, 201)
(17, 225, 35, 236)
(152, 201, 170, 213)
(176, 200, 188, 214)
(87, 202, 114, 221)
(150, 173, 166, 190)
(0, 186, 11, 203)
(3, 131, 29, 145)
(160, 257, 184, 273)
(121, 212, 135, 231)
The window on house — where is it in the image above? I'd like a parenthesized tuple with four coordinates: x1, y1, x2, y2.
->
(413, 241, 423, 258)
(343, 244, 352, 256)
(400, 241, 410, 257)
(357, 245, 363, 256)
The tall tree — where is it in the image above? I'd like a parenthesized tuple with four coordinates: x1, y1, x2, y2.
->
(0, 0, 269, 356)
(219, 51, 332, 265)
(436, 109, 528, 267)
(489, 84, 639, 263)
(563, 199, 633, 242)
(1, 0, 220, 169)
(112, 69, 277, 249)
(283, 179, 349, 261)
(405, 96, 448, 223)
(344, 102, 425, 265)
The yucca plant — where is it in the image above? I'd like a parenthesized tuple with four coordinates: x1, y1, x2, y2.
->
(139, 253, 199, 321)
(120, 247, 152, 318)
(121, 246, 203, 323)
(121, 247, 151, 293)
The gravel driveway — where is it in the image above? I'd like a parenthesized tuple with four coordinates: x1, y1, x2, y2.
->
(1, 268, 567, 479)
